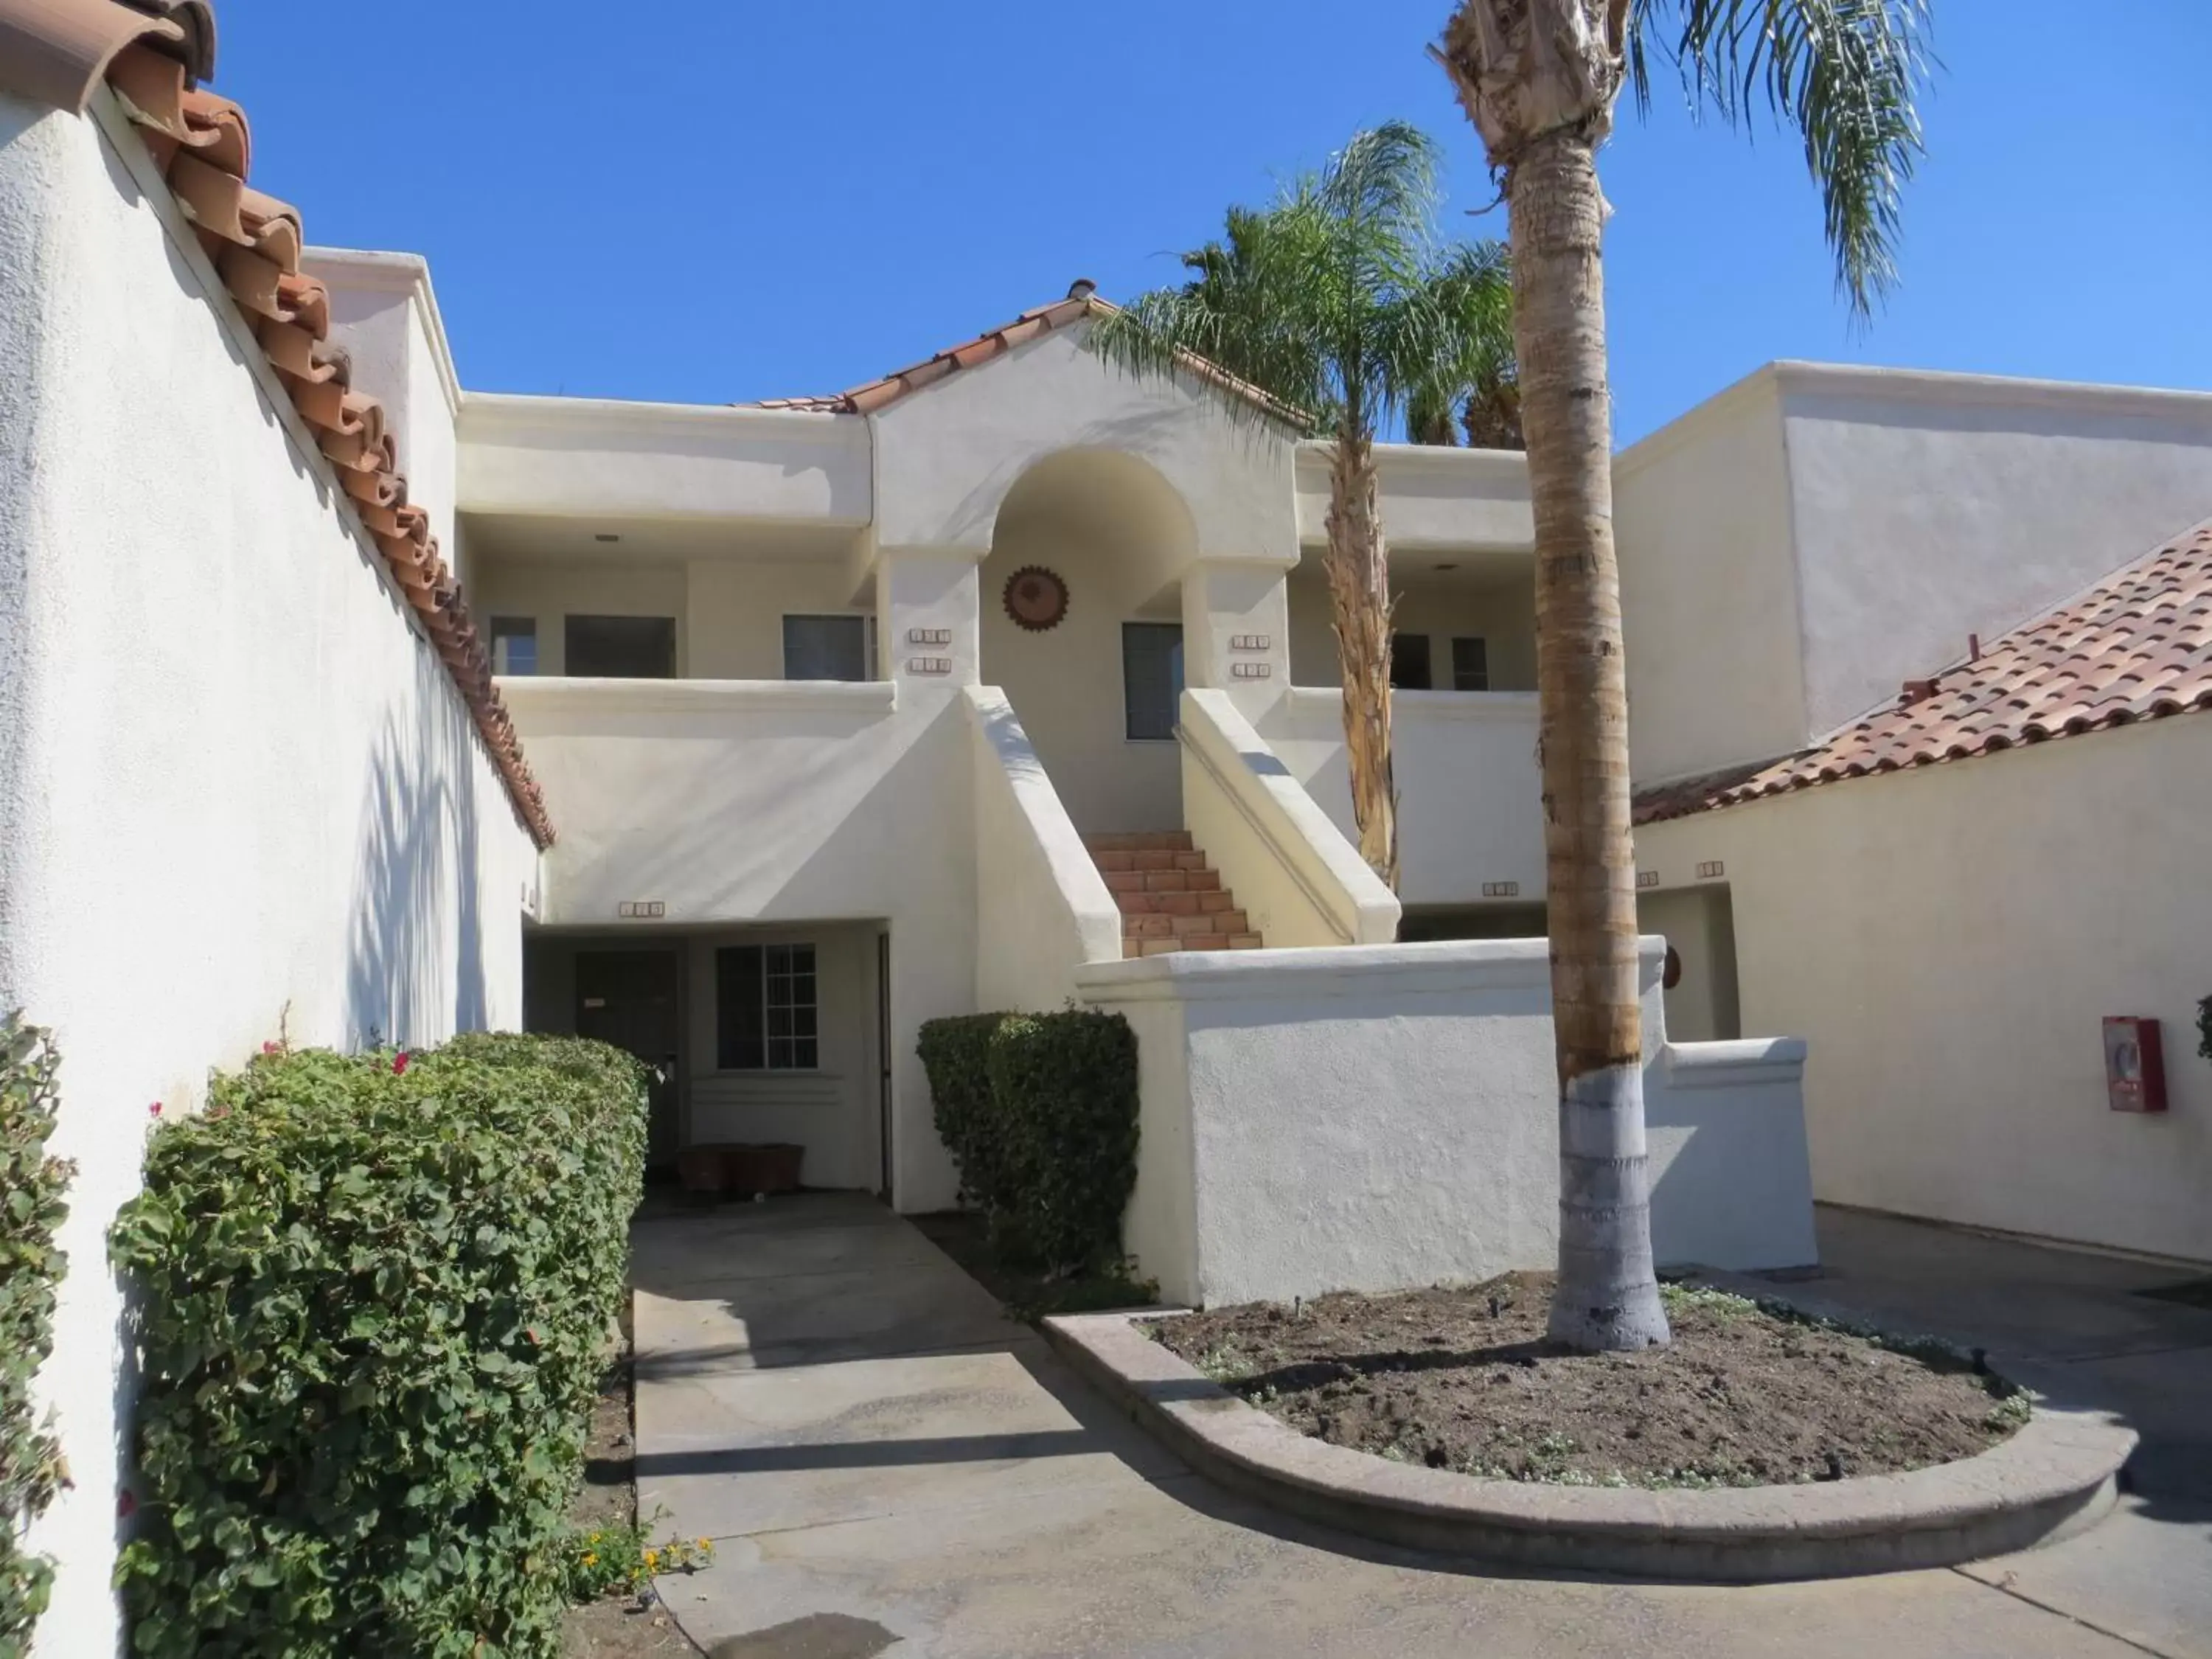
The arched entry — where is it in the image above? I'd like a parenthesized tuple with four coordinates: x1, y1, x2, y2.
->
(979, 449, 1202, 836)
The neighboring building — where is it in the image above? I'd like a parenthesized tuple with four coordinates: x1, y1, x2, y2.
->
(1, 2, 2205, 1652)
(1635, 522, 2212, 1265)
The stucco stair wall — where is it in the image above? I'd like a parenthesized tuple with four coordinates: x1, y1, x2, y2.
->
(1087, 832, 1264, 956)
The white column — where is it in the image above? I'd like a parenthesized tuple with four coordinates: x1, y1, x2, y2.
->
(1181, 557, 1293, 721)
(874, 545, 982, 692)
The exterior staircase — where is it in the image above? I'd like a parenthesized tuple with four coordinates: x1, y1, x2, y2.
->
(1085, 832, 1264, 959)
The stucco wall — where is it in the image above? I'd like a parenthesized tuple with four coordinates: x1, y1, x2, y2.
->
(500, 677, 976, 1210)
(1614, 372, 1808, 785)
(1634, 716, 2212, 1264)
(1293, 442, 1535, 552)
(1256, 686, 1546, 909)
(1079, 939, 1815, 1307)
(968, 686, 1123, 1011)
(688, 558, 871, 681)
(872, 325, 1298, 560)
(1638, 885, 1742, 1043)
(1778, 367, 2212, 740)
(0, 96, 535, 1658)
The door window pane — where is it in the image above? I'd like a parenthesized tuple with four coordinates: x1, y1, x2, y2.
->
(783, 615, 871, 681)
(566, 614, 676, 678)
(716, 943, 819, 1071)
(1391, 632, 1433, 691)
(491, 616, 537, 675)
(1452, 636, 1489, 692)
(1121, 622, 1183, 741)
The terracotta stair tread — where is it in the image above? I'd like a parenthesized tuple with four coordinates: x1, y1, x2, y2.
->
(1091, 829, 1261, 956)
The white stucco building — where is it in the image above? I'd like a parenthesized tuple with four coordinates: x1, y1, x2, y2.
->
(1, 2, 2208, 1652)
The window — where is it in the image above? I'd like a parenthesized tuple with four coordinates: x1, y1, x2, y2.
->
(565, 614, 676, 678)
(1452, 636, 1489, 692)
(490, 616, 537, 676)
(716, 943, 818, 1071)
(1390, 632, 1433, 691)
(783, 614, 872, 681)
(1121, 622, 1183, 741)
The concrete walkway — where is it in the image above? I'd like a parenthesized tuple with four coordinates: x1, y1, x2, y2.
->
(633, 1197, 2212, 1659)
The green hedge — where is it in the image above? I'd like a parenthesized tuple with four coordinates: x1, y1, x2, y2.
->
(109, 1033, 647, 1659)
(0, 1016, 72, 1659)
(919, 1010, 1138, 1272)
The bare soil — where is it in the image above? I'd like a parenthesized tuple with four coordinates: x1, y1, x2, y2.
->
(1154, 1275, 2028, 1489)
(562, 1315, 701, 1659)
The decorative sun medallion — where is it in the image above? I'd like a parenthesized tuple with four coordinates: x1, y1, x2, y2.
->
(1003, 566, 1069, 632)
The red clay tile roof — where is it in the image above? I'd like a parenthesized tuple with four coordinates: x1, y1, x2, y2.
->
(0, 0, 209, 111)
(1633, 521, 2212, 824)
(750, 280, 1305, 425)
(0, 0, 552, 848)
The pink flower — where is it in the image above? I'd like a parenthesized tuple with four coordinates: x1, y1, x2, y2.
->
(116, 1489, 137, 1520)
(147, 1102, 161, 1119)
(392, 1051, 411, 1076)
(262, 1041, 281, 1055)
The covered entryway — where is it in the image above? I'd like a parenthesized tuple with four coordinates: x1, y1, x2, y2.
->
(524, 920, 889, 1194)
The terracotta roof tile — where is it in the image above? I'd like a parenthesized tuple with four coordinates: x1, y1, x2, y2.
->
(1633, 521, 2212, 824)
(0, 10, 554, 847)
(743, 279, 1304, 425)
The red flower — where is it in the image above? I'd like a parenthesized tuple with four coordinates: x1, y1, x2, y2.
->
(392, 1051, 411, 1076)
(147, 1102, 162, 1119)
(262, 1041, 281, 1055)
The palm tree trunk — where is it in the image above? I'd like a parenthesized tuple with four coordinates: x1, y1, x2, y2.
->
(1323, 426, 1399, 891)
(1509, 129, 1669, 1351)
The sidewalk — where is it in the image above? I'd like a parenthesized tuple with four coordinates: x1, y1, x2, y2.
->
(630, 1194, 2209, 1659)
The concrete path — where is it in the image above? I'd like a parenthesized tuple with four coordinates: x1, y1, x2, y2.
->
(633, 1197, 2212, 1659)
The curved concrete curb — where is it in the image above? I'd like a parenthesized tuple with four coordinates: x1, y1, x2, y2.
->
(1043, 1309, 2135, 1582)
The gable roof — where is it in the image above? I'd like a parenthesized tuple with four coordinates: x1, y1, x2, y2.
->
(748, 280, 1306, 425)
(1634, 519, 2212, 824)
(0, 0, 552, 848)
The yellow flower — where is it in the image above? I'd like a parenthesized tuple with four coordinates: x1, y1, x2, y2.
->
(695, 1538, 709, 1551)
(581, 1553, 597, 1568)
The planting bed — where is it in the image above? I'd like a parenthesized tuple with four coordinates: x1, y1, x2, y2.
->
(1155, 1274, 2027, 1489)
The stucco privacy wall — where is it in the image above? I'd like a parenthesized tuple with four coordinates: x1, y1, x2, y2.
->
(501, 677, 977, 1209)
(1635, 715, 2212, 1265)
(0, 94, 536, 1656)
(1079, 940, 1815, 1307)
(967, 687, 1123, 1010)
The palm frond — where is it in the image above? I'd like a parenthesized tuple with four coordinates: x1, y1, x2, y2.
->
(1630, 0, 1934, 317)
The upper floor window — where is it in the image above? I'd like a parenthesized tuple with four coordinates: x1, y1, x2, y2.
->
(1121, 622, 1183, 741)
(566, 614, 675, 678)
(1390, 632, 1433, 691)
(490, 616, 537, 676)
(783, 614, 873, 682)
(716, 943, 818, 1071)
(1452, 636, 1489, 692)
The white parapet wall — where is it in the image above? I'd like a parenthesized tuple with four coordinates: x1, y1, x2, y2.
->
(967, 686, 1124, 1007)
(1178, 689, 1399, 947)
(1077, 938, 1815, 1308)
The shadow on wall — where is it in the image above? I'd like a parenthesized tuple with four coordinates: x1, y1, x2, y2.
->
(344, 692, 490, 1048)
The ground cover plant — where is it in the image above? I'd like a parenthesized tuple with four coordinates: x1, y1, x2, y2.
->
(1155, 1274, 2028, 1489)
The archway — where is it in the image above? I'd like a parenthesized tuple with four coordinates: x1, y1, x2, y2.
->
(979, 449, 1202, 836)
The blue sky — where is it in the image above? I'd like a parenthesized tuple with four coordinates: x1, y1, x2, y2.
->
(218, 0, 2211, 446)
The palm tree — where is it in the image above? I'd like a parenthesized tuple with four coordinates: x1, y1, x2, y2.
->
(1093, 123, 1515, 891)
(1433, 1, 1933, 1351)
